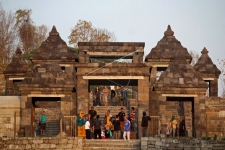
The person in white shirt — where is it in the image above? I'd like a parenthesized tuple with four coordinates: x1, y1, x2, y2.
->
(85, 116, 91, 139)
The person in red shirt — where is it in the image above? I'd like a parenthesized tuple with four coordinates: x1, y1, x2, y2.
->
(130, 107, 137, 132)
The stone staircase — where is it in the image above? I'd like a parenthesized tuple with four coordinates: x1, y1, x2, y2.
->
(83, 139, 141, 150)
(94, 106, 129, 121)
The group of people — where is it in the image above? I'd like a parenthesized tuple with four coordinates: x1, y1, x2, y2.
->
(89, 86, 128, 107)
(166, 115, 186, 137)
(77, 106, 153, 140)
(77, 106, 138, 140)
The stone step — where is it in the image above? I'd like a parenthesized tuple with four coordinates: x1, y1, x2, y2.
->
(83, 139, 141, 150)
(83, 147, 139, 150)
(94, 106, 129, 115)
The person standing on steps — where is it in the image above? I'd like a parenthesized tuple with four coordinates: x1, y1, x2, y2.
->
(89, 90, 94, 106)
(130, 107, 137, 132)
(85, 116, 91, 139)
(88, 106, 97, 138)
(118, 107, 125, 138)
(39, 110, 47, 135)
(121, 86, 128, 106)
(113, 115, 120, 139)
(104, 110, 113, 139)
(95, 86, 101, 106)
(102, 85, 109, 106)
(77, 111, 86, 138)
(93, 115, 102, 139)
(123, 116, 131, 140)
(141, 111, 151, 137)
(116, 86, 122, 106)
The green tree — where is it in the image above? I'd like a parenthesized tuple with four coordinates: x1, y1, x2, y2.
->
(68, 20, 116, 48)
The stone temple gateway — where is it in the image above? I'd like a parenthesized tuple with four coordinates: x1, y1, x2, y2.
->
(3, 25, 223, 139)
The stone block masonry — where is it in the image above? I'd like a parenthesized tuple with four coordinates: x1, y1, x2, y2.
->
(0, 137, 82, 150)
(2, 136, 225, 150)
(141, 135, 225, 150)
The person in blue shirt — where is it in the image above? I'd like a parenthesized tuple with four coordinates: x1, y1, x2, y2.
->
(39, 110, 47, 135)
(121, 87, 128, 106)
(123, 116, 130, 140)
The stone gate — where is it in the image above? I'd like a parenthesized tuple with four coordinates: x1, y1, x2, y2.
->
(2, 25, 222, 139)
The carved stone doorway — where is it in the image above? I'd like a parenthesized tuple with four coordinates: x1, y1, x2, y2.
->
(32, 97, 61, 136)
(166, 97, 194, 137)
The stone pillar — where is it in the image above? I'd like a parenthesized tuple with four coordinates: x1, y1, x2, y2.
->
(20, 96, 32, 136)
(193, 96, 206, 138)
(76, 76, 88, 115)
(150, 67, 157, 88)
(137, 77, 149, 138)
(61, 95, 74, 115)
(199, 96, 207, 137)
(184, 101, 193, 137)
(210, 79, 218, 96)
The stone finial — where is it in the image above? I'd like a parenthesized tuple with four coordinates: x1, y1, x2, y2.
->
(15, 47, 22, 55)
(201, 47, 209, 54)
(164, 25, 174, 36)
(49, 25, 59, 36)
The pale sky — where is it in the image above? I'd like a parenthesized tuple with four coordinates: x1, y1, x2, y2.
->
(2, 0, 225, 95)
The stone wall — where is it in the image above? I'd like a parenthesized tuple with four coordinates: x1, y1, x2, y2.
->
(205, 97, 225, 139)
(0, 96, 21, 137)
(0, 137, 82, 150)
(141, 135, 225, 150)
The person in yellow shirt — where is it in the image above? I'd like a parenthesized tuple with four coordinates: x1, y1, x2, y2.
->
(170, 116, 177, 137)
(104, 110, 113, 139)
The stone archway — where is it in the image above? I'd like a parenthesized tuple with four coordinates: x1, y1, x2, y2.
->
(32, 97, 61, 136)
(166, 97, 194, 137)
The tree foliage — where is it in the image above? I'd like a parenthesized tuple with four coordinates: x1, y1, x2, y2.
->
(0, 3, 17, 71)
(218, 59, 225, 97)
(189, 50, 200, 66)
(15, 9, 48, 53)
(15, 9, 35, 53)
(68, 20, 116, 47)
(33, 24, 48, 49)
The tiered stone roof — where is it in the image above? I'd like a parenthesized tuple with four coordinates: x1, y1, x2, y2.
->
(145, 25, 192, 63)
(31, 26, 76, 62)
(194, 47, 221, 78)
(3, 48, 33, 76)
(154, 52, 208, 93)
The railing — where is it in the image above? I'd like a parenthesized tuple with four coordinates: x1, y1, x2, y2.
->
(59, 115, 77, 137)
(0, 112, 17, 138)
(148, 116, 160, 137)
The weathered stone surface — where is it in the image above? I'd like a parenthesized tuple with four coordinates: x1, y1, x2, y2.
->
(194, 47, 221, 78)
(145, 25, 192, 63)
(31, 26, 76, 62)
